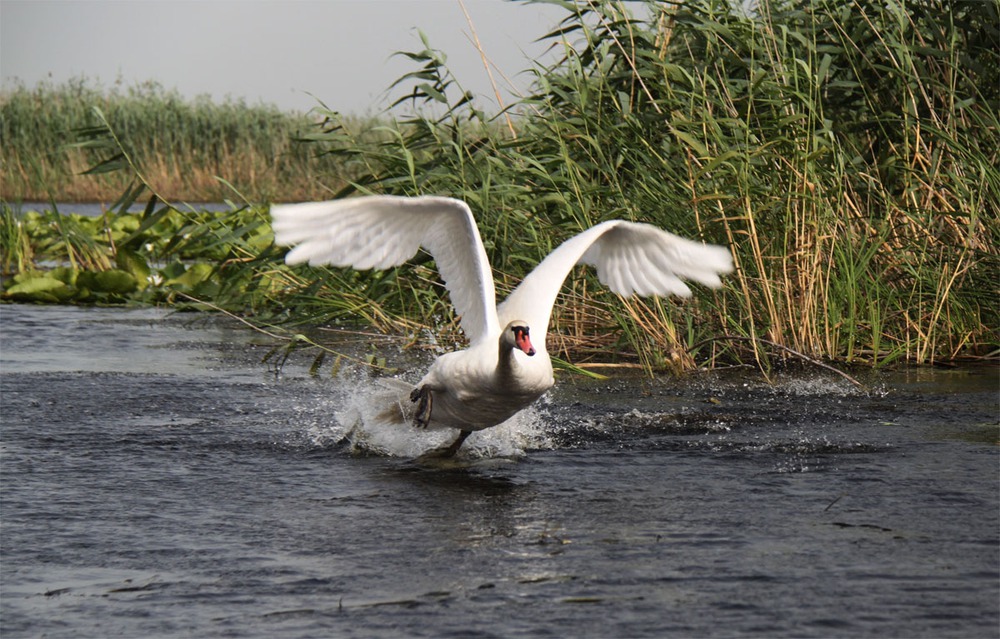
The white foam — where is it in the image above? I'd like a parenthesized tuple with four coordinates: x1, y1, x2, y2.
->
(302, 372, 556, 459)
(776, 375, 864, 397)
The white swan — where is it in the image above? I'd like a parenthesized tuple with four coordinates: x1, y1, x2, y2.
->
(270, 195, 732, 457)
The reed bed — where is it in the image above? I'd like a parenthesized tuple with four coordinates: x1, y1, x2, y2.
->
(0, 78, 368, 202)
(278, 0, 997, 367)
(3, 0, 997, 370)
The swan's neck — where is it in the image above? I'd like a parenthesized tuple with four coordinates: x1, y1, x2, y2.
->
(496, 337, 520, 382)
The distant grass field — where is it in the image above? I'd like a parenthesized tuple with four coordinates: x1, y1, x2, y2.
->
(0, 78, 373, 203)
(3, 0, 997, 370)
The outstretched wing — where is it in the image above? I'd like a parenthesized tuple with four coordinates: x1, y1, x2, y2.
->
(497, 220, 733, 346)
(271, 195, 500, 344)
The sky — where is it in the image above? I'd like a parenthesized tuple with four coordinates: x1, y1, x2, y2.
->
(0, 0, 574, 115)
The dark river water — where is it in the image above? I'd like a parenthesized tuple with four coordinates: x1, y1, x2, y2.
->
(1, 304, 997, 638)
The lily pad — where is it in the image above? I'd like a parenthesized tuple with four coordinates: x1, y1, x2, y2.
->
(115, 247, 151, 289)
(77, 269, 138, 295)
(3, 273, 78, 302)
(164, 262, 214, 289)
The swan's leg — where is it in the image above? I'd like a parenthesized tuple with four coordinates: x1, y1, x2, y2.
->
(417, 429, 472, 461)
(441, 429, 472, 457)
(410, 385, 433, 429)
(414, 429, 472, 463)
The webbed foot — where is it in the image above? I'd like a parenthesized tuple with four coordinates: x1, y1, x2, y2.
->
(410, 385, 432, 429)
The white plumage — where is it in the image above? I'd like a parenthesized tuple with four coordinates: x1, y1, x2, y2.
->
(271, 195, 733, 458)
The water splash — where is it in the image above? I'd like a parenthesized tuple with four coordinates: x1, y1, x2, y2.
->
(777, 375, 864, 397)
(302, 373, 556, 459)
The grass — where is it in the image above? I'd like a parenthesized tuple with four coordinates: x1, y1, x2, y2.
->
(0, 77, 380, 203)
(2, 0, 997, 370)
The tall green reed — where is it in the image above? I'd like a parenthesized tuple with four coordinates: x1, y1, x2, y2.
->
(289, 0, 996, 367)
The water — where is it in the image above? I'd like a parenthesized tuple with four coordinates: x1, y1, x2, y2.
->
(1, 304, 997, 638)
(13, 202, 234, 217)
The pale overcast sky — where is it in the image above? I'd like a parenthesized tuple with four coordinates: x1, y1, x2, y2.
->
(0, 0, 575, 114)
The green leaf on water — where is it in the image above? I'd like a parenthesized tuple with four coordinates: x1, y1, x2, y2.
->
(77, 269, 138, 295)
(165, 262, 214, 289)
(115, 247, 151, 288)
(3, 273, 78, 302)
(48, 266, 79, 286)
(159, 262, 187, 280)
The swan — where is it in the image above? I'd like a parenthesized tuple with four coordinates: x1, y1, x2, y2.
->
(270, 195, 732, 457)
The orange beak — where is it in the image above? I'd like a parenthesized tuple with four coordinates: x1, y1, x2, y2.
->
(515, 329, 536, 356)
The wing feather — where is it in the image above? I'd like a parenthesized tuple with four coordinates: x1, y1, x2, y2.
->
(271, 195, 499, 344)
(498, 221, 732, 347)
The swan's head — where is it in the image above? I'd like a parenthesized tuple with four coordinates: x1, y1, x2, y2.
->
(503, 321, 536, 357)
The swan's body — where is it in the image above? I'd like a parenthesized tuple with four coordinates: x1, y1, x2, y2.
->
(271, 195, 732, 457)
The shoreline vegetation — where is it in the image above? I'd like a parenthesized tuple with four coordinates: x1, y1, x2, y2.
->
(2, 0, 997, 372)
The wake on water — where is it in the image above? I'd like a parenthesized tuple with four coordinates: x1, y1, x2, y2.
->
(288, 366, 871, 463)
